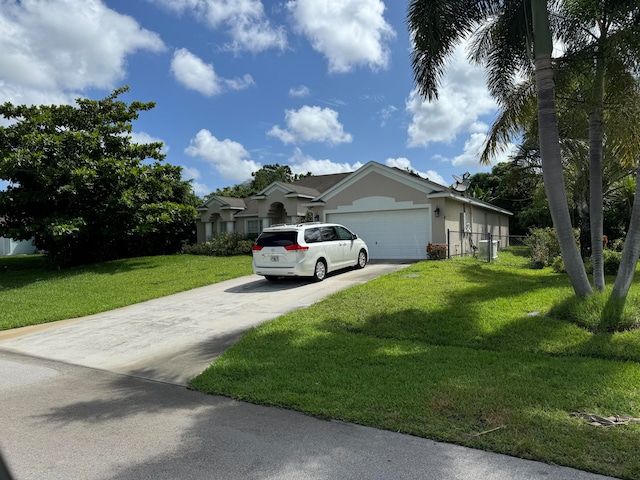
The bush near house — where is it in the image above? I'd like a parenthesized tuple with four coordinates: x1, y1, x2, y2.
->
(427, 243, 447, 260)
(182, 232, 254, 256)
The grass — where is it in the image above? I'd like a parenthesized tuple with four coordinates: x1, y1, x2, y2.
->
(190, 250, 640, 479)
(0, 254, 253, 330)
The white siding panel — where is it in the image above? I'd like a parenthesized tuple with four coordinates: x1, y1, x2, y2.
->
(327, 209, 430, 260)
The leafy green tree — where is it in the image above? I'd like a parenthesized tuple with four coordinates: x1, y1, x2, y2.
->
(211, 164, 312, 199)
(0, 87, 196, 267)
(468, 161, 544, 234)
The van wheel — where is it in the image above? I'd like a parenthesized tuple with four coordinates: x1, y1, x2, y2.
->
(356, 250, 367, 269)
(313, 260, 327, 282)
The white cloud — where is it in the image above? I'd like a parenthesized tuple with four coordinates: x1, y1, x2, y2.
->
(185, 129, 261, 182)
(180, 166, 211, 195)
(405, 42, 496, 148)
(149, 0, 286, 53)
(181, 166, 201, 180)
(268, 105, 352, 145)
(0, 0, 165, 105)
(287, 0, 395, 73)
(129, 131, 169, 154)
(384, 157, 446, 186)
(451, 133, 518, 167)
(171, 48, 220, 96)
(170, 48, 254, 96)
(224, 74, 255, 91)
(378, 105, 398, 127)
(289, 85, 310, 97)
(287, 148, 361, 176)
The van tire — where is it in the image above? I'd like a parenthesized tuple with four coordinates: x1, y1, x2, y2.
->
(313, 260, 327, 282)
(356, 250, 367, 269)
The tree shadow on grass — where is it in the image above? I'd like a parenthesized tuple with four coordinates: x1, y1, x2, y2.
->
(188, 324, 640, 479)
(0, 255, 158, 290)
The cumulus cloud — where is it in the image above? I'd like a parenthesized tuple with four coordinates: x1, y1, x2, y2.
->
(149, 0, 286, 53)
(289, 85, 310, 97)
(171, 49, 220, 96)
(170, 48, 254, 96)
(129, 131, 169, 154)
(0, 0, 165, 105)
(451, 133, 518, 167)
(268, 105, 352, 145)
(181, 165, 210, 196)
(287, 0, 395, 73)
(405, 42, 496, 148)
(287, 147, 362, 175)
(384, 157, 446, 186)
(185, 129, 261, 182)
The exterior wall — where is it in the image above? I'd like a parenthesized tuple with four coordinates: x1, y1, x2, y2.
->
(256, 190, 310, 222)
(0, 237, 38, 256)
(323, 171, 427, 209)
(439, 199, 511, 255)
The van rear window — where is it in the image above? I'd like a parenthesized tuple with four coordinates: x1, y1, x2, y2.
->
(255, 232, 297, 247)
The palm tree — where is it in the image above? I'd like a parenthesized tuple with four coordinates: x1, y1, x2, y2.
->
(408, 0, 593, 297)
(471, 0, 640, 305)
(555, 0, 640, 291)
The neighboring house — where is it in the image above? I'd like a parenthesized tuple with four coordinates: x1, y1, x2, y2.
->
(0, 217, 38, 256)
(196, 161, 512, 260)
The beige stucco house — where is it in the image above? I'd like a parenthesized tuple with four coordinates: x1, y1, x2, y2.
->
(196, 161, 512, 260)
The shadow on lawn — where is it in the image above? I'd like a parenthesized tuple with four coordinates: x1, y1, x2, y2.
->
(322, 259, 640, 364)
(188, 323, 640, 480)
(0, 254, 157, 290)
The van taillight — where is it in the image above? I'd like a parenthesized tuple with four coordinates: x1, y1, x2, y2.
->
(252, 245, 263, 251)
(285, 244, 309, 251)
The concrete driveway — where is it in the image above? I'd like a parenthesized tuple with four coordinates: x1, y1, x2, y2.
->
(0, 263, 409, 385)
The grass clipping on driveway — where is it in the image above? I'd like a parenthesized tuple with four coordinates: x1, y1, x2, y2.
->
(191, 251, 640, 480)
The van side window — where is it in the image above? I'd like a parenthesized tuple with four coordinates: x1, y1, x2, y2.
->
(304, 228, 321, 244)
(336, 226, 354, 240)
(320, 226, 338, 241)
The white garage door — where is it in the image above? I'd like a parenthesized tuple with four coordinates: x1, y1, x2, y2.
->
(327, 209, 430, 260)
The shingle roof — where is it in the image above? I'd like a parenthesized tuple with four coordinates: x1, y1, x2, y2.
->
(289, 172, 351, 194)
(216, 196, 247, 208)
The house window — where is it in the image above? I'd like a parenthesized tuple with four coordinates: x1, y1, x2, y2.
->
(247, 220, 261, 239)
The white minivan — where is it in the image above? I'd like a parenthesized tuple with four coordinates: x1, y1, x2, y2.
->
(252, 223, 368, 281)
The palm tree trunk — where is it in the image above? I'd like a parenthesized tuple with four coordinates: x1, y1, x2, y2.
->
(611, 155, 640, 300)
(590, 37, 606, 291)
(531, 0, 593, 297)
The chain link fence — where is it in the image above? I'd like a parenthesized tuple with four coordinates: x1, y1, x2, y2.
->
(442, 230, 528, 262)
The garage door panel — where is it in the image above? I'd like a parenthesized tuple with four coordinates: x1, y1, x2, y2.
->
(327, 210, 430, 260)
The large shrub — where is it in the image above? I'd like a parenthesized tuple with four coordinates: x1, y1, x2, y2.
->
(524, 227, 561, 268)
(182, 233, 253, 256)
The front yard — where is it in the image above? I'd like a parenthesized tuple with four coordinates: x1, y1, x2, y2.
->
(190, 250, 640, 480)
(4, 250, 640, 478)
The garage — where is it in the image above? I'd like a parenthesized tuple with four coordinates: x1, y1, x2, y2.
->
(327, 209, 430, 260)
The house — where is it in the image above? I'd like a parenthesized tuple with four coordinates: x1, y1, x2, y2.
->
(196, 161, 512, 260)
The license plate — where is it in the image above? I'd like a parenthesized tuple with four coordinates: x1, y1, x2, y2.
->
(270, 255, 279, 262)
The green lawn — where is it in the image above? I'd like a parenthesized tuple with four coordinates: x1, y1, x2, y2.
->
(191, 250, 640, 480)
(0, 254, 252, 330)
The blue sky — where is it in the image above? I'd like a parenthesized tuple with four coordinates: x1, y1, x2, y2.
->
(0, 0, 515, 196)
